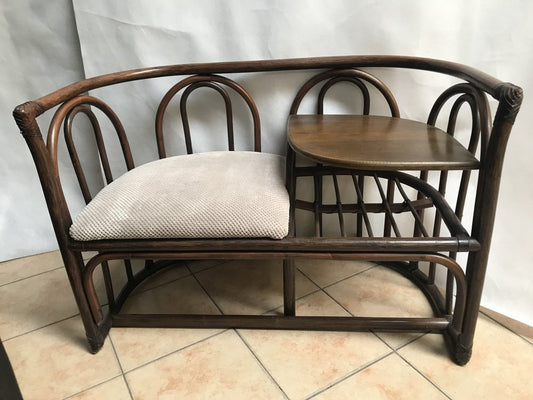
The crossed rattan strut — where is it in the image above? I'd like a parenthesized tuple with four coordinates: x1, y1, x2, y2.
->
(13, 56, 522, 365)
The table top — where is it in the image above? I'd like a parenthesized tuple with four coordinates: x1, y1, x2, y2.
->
(287, 115, 480, 170)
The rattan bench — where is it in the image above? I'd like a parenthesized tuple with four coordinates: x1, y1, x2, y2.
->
(13, 56, 522, 365)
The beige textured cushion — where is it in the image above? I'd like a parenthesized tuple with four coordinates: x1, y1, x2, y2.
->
(70, 151, 289, 240)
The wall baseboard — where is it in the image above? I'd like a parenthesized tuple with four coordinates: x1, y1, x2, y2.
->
(480, 306, 533, 342)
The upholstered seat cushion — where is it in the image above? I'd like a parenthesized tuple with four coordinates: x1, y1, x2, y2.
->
(69, 151, 289, 240)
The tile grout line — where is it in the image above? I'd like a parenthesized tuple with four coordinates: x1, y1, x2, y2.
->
(371, 330, 453, 399)
(61, 374, 125, 400)
(184, 258, 313, 319)
(305, 352, 395, 399)
(297, 264, 454, 399)
(295, 261, 377, 293)
(306, 334, 453, 400)
(371, 328, 401, 351)
(121, 375, 134, 400)
(9, 257, 469, 399)
(295, 265, 401, 399)
(135, 260, 440, 400)
(234, 330, 290, 400)
(184, 259, 231, 274)
(370, 309, 453, 400)
(297, 264, 440, 356)
(480, 310, 533, 347)
(184, 259, 319, 399)
(297, 265, 400, 356)
(23, 313, 131, 399)
(121, 329, 229, 375)
(125, 259, 456, 400)
(1, 313, 81, 343)
(125, 262, 193, 298)
(4, 256, 463, 399)
(108, 335, 135, 400)
(186, 264, 226, 315)
(386, 331, 428, 352)
(186, 259, 324, 317)
(0, 264, 66, 288)
(55, 258, 309, 390)
(296, 266, 356, 318)
(88, 260, 233, 378)
(183, 257, 290, 397)
(394, 350, 453, 400)
(260, 286, 322, 316)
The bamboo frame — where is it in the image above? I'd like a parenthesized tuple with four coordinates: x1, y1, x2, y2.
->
(13, 55, 522, 365)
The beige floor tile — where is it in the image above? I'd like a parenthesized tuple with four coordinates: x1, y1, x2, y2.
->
(82, 251, 99, 261)
(268, 289, 352, 318)
(314, 353, 447, 400)
(3, 316, 121, 400)
(111, 326, 223, 372)
(0, 268, 79, 339)
(480, 308, 533, 346)
(399, 314, 533, 399)
(240, 292, 392, 400)
(112, 275, 222, 371)
(186, 259, 228, 273)
(325, 266, 434, 318)
(195, 259, 318, 315)
(90, 259, 190, 308)
(0, 250, 63, 286)
(125, 330, 285, 399)
(121, 274, 219, 315)
(374, 331, 426, 350)
(295, 259, 376, 288)
(92, 259, 130, 306)
(325, 266, 434, 350)
(110, 260, 190, 292)
(133, 261, 190, 292)
(67, 376, 131, 400)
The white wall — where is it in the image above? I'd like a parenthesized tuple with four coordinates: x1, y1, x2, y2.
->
(1, 0, 532, 326)
(0, 0, 87, 260)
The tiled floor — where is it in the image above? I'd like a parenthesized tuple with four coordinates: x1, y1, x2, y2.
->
(1, 251, 532, 399)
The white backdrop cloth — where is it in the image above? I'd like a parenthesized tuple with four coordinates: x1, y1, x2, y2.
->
(1, 0, 532, 326)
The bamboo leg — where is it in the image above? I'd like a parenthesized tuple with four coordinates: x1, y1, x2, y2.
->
(63, 250, 106, 353)
(283, 259, 296, 316)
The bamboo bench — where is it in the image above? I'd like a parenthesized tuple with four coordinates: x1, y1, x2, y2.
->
(13, 56, 522, 365)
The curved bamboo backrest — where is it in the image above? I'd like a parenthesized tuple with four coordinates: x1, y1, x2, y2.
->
(155, 74, 261, 158)
(47, 95, 134, 204)
(12, 56, 523, 248)
(289, 68, 399, 117)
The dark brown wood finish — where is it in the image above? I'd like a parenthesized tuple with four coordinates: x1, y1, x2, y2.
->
(18, 55, 506, 116)
(288, 115, 480, 170)
(13, 55, 522, 365)
(111, 314, 451, 332)
(288, 68, 401, 239)
(155, 74, 261, 157)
